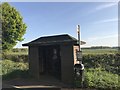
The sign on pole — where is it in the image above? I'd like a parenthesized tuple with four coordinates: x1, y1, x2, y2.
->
(76, 51, 82, 61)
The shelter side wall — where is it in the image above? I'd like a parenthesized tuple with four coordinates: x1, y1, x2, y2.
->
(29, 46, 39, 79)
(73, 46, 79, 65)
(60, 45, 74, 85)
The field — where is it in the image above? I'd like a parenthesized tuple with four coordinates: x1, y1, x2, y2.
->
(1, 48, 120, 89)
(82, 48, 118, 55)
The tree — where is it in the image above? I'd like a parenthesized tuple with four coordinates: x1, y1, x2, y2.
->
(1, 3, 27, 52)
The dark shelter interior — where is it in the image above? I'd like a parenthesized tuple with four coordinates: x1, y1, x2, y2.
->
(39, 45, 61, 79)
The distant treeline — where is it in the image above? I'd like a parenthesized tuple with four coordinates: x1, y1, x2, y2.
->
(82, 46, 119, 49)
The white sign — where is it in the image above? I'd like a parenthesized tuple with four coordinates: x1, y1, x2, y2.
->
(76, 51, 82, 61)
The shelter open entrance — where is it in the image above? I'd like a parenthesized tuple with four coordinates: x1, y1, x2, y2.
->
(39, 45, 61, 80)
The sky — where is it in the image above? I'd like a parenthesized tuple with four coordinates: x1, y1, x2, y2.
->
(8, 2, 118, 48)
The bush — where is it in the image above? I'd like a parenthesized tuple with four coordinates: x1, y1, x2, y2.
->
(0, 60, 29, 79)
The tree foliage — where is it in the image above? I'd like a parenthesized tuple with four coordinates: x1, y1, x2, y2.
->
(1, 3, 27, 51)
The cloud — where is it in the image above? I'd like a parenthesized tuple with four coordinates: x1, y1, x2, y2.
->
(83, 34, 118, 47)
(93, 18, 118, 24)
(89, 3, 117, 13)
(95, 3, 117, 10)
(88, 34, 118, 42)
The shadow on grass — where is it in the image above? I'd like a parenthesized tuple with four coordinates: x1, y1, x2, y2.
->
(2, 69, 30, 80)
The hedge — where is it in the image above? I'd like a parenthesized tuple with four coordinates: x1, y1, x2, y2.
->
(83, 53, 120, 75)
(2, 53, 28, 63)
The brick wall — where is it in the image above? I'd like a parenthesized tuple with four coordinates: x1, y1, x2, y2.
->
(73, 45, 79, 65)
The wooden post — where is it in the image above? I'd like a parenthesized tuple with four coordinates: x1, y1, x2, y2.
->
(77, 25, 82, 63)
(77, 25, 81, 51)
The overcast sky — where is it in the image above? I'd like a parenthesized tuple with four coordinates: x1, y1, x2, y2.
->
(9, 2, 118, 48)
